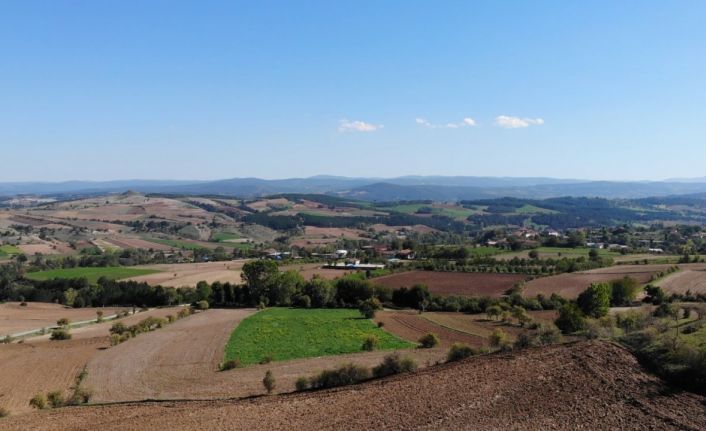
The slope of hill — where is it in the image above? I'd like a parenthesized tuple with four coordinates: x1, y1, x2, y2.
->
(3, 341, 704, 430)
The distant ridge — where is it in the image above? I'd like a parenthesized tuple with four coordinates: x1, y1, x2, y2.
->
(2, 176, 706, 200)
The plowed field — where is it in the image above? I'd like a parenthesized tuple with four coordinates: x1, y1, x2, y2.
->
(373, 271, 527, 297)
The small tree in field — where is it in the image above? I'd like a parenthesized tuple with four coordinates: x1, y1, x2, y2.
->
(56, 318, 70, 327)
(486, 305, 502, 321)
(362, 335, 379, 351)
(359, 297, 382, 319)
(263, 370, 275, 394)
(418, 333, 439, 348)
(29, 394, 46, 410)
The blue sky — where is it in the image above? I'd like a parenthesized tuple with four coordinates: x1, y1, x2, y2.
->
(1, 1, 705, 181)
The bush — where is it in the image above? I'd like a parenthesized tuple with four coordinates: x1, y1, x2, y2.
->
(50, 328, 71, 341)
(513, 332, 536, 349)
(110, 322, 127, 335)
(372, 353, 417, 378)
(177, 308, 190, 319)
(295, 377, 310, 391)
(0, 407, 8, 418)
(418, 333, 439, 348)
(220, 359, 242, 371)
(166, 314, 175, 323)
(109, 333, 121, 346)
(262, 370, 275, 394)
(310, 363, 371, 389)
(1, 335, 13, 344)
(260, 353, 274, 364)
(577, 283, 611, 318)
(29, 394, 46, 410)
(69, 387, 92, 405)
(56, 318, 70, 327)
(489, 329, 510, 351)
(196, 300, 209, 311)
(362, 335, 379, 351)
(555, 303, 586, 334)
(47, 391, 64, 408)
(446, 343, 477, 362)
(537, 324, 562, 345)
(358, 297, 382, 319)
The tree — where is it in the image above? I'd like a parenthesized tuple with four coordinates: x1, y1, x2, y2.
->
(511, 306, 531, 327)
(577, 283, 611, 318)
(418, 333, 439, 348)
(486, 305, 502, 321)
(241, 260, 279, 305)
(359, 297, 382, 319)
(262, 370, 275, 394)
(63, 288, 77, 307)
(610, 277, 639, 306)
(644, 285, 667, 305)
(555, 303, 586, 334)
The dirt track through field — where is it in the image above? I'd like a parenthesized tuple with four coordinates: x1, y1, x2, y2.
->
(85, 308, 443, 402)
(4, 341, 705, 430)
(86, 309, 255, 402)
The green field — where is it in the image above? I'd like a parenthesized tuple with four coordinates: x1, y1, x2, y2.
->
(25, 267, 160, 284)
(498, 246, 620, 260)
(514, 204, 558, 215)
(0, 244, 21, 257)
(211, 231, 242, 242)
(224, 308, 414, 365)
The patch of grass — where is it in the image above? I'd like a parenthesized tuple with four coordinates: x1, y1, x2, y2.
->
(211, 231, 242, 242)
(224, 308, 414, 365)
(513, 204, 558, 215)
(24, 267, 159, 285)
(0, 245, 21, 257)
(467, 246, 501, 257)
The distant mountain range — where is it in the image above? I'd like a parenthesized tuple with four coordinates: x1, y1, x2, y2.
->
(2, 176, 706, 201)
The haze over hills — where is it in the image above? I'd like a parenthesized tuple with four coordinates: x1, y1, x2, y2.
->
(3, 176, 706, 200)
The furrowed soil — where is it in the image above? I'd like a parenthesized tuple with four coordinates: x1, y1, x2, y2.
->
(372, 271, 527, 297)
(0, 302, 122, 335)
(522, 264, 706, 299)
(126, 260, 249, 287)
(374, 310, 485, 347)
(85, 308, 441, 402)
(657, 266, 706, 295)
(4, 341, 705, 430)
(0, 307, 182, 414)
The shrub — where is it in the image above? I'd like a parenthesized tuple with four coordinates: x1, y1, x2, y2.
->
(489, 329, 511, 351)
(295, 377, 310, 391)
(555, 303, 586, 334)
(69, 387, 92, 405)
(310, 363, 371, 389)
(166, 314, 175, 323)
(513, 332, 536, 349)
(109, 333, 121, 346)
(446, 343, 477, 362)
(0, 407, 8, 418)
(109, 322, 127, 335)
(56, 318, 70, 327)
(262, 370, 275, 394)
(177, 308, 190, 319)
(377, 321, 385, 328)
(50, 328, 71, 341)
(418, 333, 439, 348)
(196, 300, 209, 311)
(372, 353, 417, 378)
(361, 335, 379, 351)
(1, 335, 13, 344)
(96, 310, 104, 323)
(220, 359, 242, 371)
(260, 353, 274, 364)
(537, 324, 562, 345)
(358, 297, 382, 319)
(29, 394, 46, 410)
(486, 305, 502, 320)
(47, 391, 65, 408)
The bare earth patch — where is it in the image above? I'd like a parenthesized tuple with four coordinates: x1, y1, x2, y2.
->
(126, 260, 249, 287)
(4, 341, 705, 430)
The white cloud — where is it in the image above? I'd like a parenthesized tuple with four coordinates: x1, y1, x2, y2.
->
(494, 115, 545, 129)
(338, 119, 383, 132)
(415, 117, 478, 129)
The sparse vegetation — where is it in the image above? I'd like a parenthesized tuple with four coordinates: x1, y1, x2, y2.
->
(446, 343, 478, 362)
(262, 370, 275, 394)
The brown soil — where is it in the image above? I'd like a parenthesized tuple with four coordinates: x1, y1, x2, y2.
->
(373, 271, 527, 297)
(87, 308, 442, 402)
(280, 263, 356, 280)
(103, 236, 173, 251)
(657, 267, 706, 295)
(0, 302, 122, 335)
(127, 260, 249, 287)
(4, 341, 705, 430)
(375, 310, 485, 347)
(523, 264, 706, 299)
